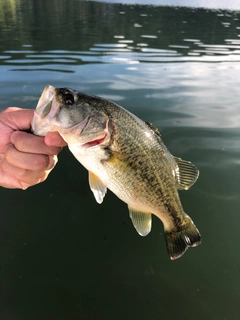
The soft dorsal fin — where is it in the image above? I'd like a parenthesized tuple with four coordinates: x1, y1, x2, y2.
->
(174, 157, 199, 190)
(88, 171, 107, 204)
(128, 206, 152, 236)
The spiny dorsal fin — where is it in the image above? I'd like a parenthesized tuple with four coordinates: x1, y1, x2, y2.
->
(174, 157, 199, 190)
(128, 206, 152, 236)
(145, 121, 161, 138)
(88, 171, 107, 204)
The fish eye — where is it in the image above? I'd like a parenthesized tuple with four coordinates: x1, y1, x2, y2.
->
(64, 92, 75, 105)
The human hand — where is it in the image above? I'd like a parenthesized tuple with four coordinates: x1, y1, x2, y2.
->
(0, 107, 67, 189)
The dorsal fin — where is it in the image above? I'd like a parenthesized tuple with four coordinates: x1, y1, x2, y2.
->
(128, 206, 152, 236)
(88, 171, 107, 204)
(174, 157, 199, 190)
(145, 121, 161, 138)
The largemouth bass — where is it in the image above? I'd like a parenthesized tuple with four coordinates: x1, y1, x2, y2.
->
(32, 85, 201, 260)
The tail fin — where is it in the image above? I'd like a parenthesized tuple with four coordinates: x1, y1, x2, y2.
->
(164, 215, 201, 260)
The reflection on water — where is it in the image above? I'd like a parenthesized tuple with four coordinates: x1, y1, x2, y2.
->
(4, 37, 240, 69)
(1, 1, 240, 68)
(0, 1, 240, 320)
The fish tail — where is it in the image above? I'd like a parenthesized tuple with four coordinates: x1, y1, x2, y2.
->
(164, 215, 201, 260)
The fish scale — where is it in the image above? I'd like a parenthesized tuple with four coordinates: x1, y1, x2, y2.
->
(106, 110, 178, 211)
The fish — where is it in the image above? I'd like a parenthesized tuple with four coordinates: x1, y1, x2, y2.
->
(32, 84, 201, 260)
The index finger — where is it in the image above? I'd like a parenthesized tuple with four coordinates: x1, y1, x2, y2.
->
(11, 131, 62, 155)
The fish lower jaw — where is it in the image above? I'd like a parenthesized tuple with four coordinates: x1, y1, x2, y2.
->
(32, 118, 49, 136)
(32, 114, 58, 136)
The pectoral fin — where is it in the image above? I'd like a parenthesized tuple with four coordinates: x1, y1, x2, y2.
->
(174, 157, 199, 190)
(128, 206, 152, 236)
(88, 171, 107, 204)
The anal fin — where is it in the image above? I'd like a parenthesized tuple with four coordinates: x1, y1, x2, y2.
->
(88, 171, 107, 204)
(128, 206, 152, 236)
(174, 157, 199, 190)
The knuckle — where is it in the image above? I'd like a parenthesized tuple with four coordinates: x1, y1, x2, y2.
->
(3, 106, 20, 113)
(50, 155, 58, 168)
(46, 155, 58, 170)
(33, 172, 48, 186)
(38, 172, 48, 184)
(20, 171, 48, 188)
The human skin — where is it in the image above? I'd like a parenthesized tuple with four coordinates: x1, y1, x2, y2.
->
(0, 107, 66, 189)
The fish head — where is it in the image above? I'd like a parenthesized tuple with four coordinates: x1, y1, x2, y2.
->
(32, 85, 111, 146)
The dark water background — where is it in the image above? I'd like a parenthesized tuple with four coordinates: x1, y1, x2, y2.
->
(1, 0, 240, 319)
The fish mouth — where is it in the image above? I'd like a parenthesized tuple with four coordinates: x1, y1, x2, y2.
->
(35, 85, 54, 113)
(34, 85, 59, 119)
(32, 85, 61, 136)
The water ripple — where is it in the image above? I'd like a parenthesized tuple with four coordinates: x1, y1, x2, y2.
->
(2, 36, 240, 72)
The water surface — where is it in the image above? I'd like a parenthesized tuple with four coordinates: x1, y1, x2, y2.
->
(0, 1, 240, 319)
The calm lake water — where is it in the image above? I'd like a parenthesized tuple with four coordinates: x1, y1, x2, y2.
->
(1, 0, 240, 319)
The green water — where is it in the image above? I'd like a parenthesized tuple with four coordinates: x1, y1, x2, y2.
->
(0, 1, 240, 319)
